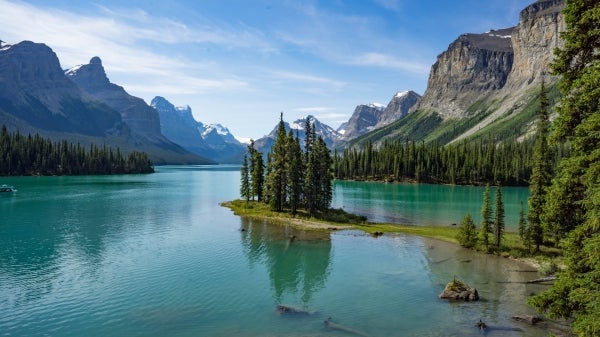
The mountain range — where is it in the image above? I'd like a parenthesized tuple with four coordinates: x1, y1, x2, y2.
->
(151, 96, 245, 164)
(0, 0, 565, 163)
(344, 0, 565, 148)
(257, 0, 565, 153)
(0, 41, 246, 164)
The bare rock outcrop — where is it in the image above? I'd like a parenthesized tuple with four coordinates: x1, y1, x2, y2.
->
(439, 278, 479, 301)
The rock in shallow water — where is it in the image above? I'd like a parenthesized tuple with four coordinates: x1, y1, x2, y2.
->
(439, 279, 479, 301)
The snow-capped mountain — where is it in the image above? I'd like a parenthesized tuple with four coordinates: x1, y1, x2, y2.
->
(254, 115, 341, 155)
(337, 91, 421, 141)
(337, 103, 386, 140)
(151, 96, 246, 164)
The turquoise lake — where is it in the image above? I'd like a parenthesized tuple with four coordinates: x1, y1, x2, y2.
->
(0, 166, 552, 336)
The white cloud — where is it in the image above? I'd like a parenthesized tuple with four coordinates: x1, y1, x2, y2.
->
(0, 0, 267, 96)
(372, 0, 403, 11)
(352, 52, 430, 74)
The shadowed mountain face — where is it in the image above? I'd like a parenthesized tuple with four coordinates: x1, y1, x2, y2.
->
(65, 56, 162, 137)
(0, 41, 210, 164)
(151, 96, 245, 164)
(0, 41, 123, 136)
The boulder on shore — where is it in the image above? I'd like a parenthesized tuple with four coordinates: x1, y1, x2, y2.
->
(439, 278, 479, 301)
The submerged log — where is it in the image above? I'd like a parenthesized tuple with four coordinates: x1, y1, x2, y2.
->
(512, 314, 543, 325)
(439, 278, 479, 301)
(527, 276, 556, 284)
(324, 317, 370, 337)
(276, 305, 311, 315)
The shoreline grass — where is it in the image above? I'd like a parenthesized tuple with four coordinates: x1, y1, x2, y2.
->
(221, 200, 562, 269)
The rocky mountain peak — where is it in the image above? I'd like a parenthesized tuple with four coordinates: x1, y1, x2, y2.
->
(65, 56, 111, 89)
(0, 41, 81, 111)
(415, 26, 515, 119)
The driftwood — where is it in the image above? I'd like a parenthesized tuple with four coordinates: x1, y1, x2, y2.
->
(276, 305, 311, 315)
(512, 314, 543, 325)
(527, 276, 556, 284)
(324, 317, 370, 337)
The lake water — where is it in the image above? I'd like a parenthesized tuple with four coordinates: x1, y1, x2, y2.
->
(0, 166, 552, 336)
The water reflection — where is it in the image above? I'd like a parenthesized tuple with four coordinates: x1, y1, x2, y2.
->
(239, 217, 332, 305)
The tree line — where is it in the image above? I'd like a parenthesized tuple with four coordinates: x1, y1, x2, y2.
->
(240, 114, 333, 216)
(332, 135, 568, 186)
(0, 125, 154, 175)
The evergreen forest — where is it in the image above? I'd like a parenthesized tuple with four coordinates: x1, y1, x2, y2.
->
(0, 125, 154, 175)
(332, 137, 568, 186)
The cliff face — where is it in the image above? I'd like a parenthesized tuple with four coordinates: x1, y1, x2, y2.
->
(0, 41, 123, 136)
(376, 90, 421, 128)
(415, 28, 515, 118)
(350, 0, 566, 148)
(66, 57, 162, 137)
(414, 0, 564, 121)
(503, 0, 565, 90)
(337, 103, 385, 140)
(152, 96, 245, 164)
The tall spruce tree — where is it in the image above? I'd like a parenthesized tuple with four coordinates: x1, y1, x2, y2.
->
(457, 213, 477, 248)
(248, 139, 264, 202)
(314, 136, 333, 211)
(266, 113, 288, 212)
(518, 201, 530, 251)
(287, 130, 304, 215)
(304, 118, 318, 215)
(528, 1, 600, 335)
(240, 154, 250, 202)
(494, 184, 505, 251)
(479, 184, 493, 252)
(528, 80, 553, 252)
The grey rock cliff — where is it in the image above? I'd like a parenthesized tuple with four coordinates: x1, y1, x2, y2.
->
(152, 96, 245, 163)
(66, 57, 161, 137)
(337, 103, 385, 140)
(376, 90, 421, 128)
(0, 41, 122, 136)
(415, 27, 515, 119)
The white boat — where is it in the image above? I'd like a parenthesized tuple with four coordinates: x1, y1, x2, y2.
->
(0, 184, 17, 192)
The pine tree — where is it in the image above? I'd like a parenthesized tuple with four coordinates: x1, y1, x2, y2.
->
(528, 2, 600, 335)
(304, 118, 318, 215)
(240, 154, 251, 202)
(457, 213, 477, 248)
(247, 139, 264, 202)
(479, 184, 493, 252)
(494, 183, 505, 251)
(527, 80, 553, 252)
(287, 130, 303, 215)
(265, 113, 288, 212)
(518, 201, 530, 251)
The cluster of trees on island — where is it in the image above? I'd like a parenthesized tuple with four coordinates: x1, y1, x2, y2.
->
(240, 114, 333, 216)
(0, 125, 154, 175)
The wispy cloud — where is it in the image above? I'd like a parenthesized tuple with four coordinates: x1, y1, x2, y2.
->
(352, 52, 430, 74)
(268, 70, 347, 91)
(372, 0, 403, 12)
(0, 0, 267, 96)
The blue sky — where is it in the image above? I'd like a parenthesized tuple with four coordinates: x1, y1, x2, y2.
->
(1, 0, 533, 140)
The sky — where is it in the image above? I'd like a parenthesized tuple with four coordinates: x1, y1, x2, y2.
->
(0, 0, 533, 141)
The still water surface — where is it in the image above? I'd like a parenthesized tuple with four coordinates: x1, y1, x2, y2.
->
(1, 166, 549, 336)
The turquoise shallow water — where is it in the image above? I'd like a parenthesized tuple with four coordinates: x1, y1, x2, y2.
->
(0, 166, 550, 336)
(332, 180, 530, 229)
